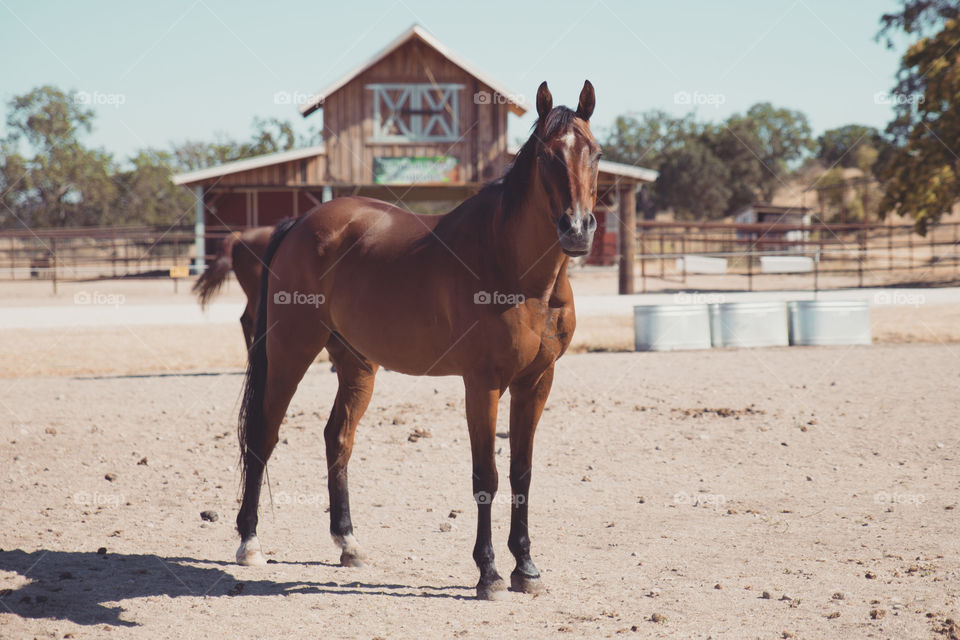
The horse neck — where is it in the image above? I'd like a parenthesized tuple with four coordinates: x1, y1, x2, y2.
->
(498, 179, 569, 298)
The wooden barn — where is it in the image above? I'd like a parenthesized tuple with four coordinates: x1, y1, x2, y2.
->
(174, 24, 657, 271)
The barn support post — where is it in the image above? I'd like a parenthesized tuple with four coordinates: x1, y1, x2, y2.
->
(192, 186, 205, 275)
(618, 180, 636, 295)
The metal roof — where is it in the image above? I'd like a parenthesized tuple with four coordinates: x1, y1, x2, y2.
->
(172, 145, 326, 186)
(298, 24, 529, 118)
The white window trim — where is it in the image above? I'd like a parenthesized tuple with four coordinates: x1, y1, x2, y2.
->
(367, 83, 463, 143)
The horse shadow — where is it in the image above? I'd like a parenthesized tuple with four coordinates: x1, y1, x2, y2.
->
(0, 549, 473, 627)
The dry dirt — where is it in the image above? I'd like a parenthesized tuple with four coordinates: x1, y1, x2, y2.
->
(1, 344, 959, 639)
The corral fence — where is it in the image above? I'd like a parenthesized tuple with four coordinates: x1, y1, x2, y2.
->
(3, 221, 960, 294)
(636, 220, 960, 292)
(0, 226, 197, 292)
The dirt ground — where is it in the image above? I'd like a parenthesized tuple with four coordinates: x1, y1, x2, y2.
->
(1, 344, 959, 639)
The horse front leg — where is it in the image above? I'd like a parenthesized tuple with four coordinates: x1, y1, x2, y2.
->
(506, 365, 554, 594)
(464, 378, 506, 600)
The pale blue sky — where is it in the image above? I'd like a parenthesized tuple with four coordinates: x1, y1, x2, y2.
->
(0, 0, 908, 165)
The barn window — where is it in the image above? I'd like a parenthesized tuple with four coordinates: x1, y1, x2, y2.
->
(367, 83, 462, 143)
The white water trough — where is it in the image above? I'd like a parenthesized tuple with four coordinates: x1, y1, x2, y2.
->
(760, 256, 814, 273)
(788, 300, 871, 346)
(633, 304, 712, 351)
(709, 301, 789, 348)
(675, 255, 728, 274)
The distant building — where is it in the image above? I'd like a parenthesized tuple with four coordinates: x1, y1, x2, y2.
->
(174, 24, 657, 269)
(732, 203, 812, 248)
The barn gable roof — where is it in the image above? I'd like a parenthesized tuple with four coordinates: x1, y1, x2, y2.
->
(299, 24, 528, 118)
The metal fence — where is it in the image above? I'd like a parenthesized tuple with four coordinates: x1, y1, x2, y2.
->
(3, 220, 960, 295)
(0, 226, 196, 291)
(636, 220, 960, 292)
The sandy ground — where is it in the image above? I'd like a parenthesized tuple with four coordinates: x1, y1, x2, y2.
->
(1, 346, 959, 639)
(2, 273, 960, 638)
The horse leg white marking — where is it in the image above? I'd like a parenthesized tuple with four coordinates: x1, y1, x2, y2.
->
(333, 533, 366, 567)
(236, 536, 267, 566)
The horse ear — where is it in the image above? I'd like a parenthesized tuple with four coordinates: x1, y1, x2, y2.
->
(577, 80, 595, 121)
(536, 81, 553, 121)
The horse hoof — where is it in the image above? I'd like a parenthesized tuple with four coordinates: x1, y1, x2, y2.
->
(476, 578, 508, 601)
(236, 538, 267, 566)
(339, 551, 366, 568)
(510, 571, 544, 594)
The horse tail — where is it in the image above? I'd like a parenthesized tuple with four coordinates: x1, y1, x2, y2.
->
(192, 231, 240, 309)
(237, 217, 300, 487)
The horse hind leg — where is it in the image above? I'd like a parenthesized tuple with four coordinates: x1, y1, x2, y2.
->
(236, 321, 329, 566)
(324, 336, 378, 567)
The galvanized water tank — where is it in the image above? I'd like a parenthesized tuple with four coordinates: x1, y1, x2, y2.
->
(788, 300, 871, 346)
(633, 304, 712, 351)
(709, 301, 789, 348)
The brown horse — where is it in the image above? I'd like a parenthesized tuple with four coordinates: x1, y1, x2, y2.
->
(235, 81, 600, 600)
(192, 226, 273, 348)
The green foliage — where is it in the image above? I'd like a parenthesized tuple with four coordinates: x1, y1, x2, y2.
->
(0, 86, 312, 228)
(817, 124, 882, 169)
(604, 103, 815, 219)
(1, 86, 116, 227)
(877, 9, 960, 232)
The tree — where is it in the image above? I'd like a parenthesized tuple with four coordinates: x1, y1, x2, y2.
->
(112, 150, 194, 226)
(655, 139, 733, 220)
(603, 111, 699, 169)
(0, 86, 116, 228)
(876, 9, 960, 232)
(727, 103, 815, 201)
(818, 124, 882, 169)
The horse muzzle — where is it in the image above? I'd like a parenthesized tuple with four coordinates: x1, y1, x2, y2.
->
(557, 210, 597, 257)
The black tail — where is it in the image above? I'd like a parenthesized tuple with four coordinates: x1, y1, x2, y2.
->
(237, 217, 300, 487)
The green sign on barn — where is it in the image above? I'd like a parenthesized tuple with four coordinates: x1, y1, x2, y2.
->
(373, 156, 458, 185)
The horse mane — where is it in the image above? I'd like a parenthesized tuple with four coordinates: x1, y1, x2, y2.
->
(429, 106, 579, 242)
